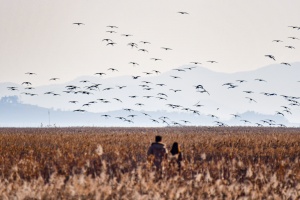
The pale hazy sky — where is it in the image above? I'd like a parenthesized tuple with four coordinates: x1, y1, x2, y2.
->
(1, 0, 300, 85)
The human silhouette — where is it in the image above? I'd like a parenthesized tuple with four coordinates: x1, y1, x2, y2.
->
(147, 135, 168, 174)
(169, 142, 183, 173)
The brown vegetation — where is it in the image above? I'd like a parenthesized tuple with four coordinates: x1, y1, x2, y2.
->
(0, 127, 300, 199)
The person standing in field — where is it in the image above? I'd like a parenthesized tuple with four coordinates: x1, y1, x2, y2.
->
(147, 135, 168, 173)
(169, 142, 183, 173)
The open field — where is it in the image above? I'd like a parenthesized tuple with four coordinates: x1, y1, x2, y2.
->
(1, 127, 300, 199)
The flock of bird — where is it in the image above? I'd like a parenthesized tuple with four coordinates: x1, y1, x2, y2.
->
(4, 11, 300, 127)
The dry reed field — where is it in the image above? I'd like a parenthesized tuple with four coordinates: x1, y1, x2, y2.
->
(0, 127, 300, 199)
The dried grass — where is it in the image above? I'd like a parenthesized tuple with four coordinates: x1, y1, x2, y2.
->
(0, 127, 300, 199)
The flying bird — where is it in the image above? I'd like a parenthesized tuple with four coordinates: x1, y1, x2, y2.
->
(178, 11, 189, 15)
(265, 55, 275, 60)
(185, 66, 197, 70)
(245, 97, 257, 103)
(102, 39, 113, 42)
(140, 41, 151, 44)
(190, 62, 201, 65)
(73, 109, 86, 112)
(107, 25, 118, 28)
(285, 46, 295, 49)
(113, 98, 122, 102)
(106, 42, 117, 46)
(255, 78, 267, 82)
(128, 43, 138, 48)
(281, 62, 291, 66)
(151, 58, 162, 61)
(138, 49, 148, 52)
(121, 34, 133, 37)
(288, 37, 299, 40)
(95, 72, 106, 76)
(129, 62, 139, 66)
(108, 68, 118, 72)
(25, 72, 36, 75)
(22, 82, 32, 85)
(207, 61, 218, 64)
(272, 40, 283, 42)
(106, 31, 117, 34)
(73, 23, 84, 26)
(49, 78, 59, 81)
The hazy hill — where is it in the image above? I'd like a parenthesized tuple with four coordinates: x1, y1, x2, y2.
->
(1, 63, 300, 126)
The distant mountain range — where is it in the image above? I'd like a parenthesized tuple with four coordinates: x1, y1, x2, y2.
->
(1, 63, 300, 127)
(0, 95, 297, 127)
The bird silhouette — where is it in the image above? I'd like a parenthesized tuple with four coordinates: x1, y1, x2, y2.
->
(108, 68, 118, 72)
(151, 58, 162, 61)
(132, 76, 140, 79)
(124, 108, 133, 112)
(106, 42, 117, 46)
(22, 82, 32, 85)
(181, 120, 190, 124)
(106, 31, 117, 34)
(185, 66, 197, 70)
(173, 68, 185, 72)
(170, 89, 181, 92)
(288, 37, 299, 40)
(73, 109, 86, 112)
(156, 83, 166, 86)
(128, 43, 138, 48)
(161, 47, 172, 50)
(272, 40, 283, 42)
(178, 11, 189, 15)
(95, 72, 106, 76)
(243, 91, 254, 94)
(116, 86, 126, 89)
(240, 119, 251, 124)
(255, 78, 267, 82)
(285, 46, 295, 49)
(140, 41, 151, 44)
(25, 72, 36, 75)
(236, 80, 246, 83)
(102, 39, 113, 42)
(190, 62, 201, 65)
(207, 61, 218, 63)
(7, 87, 18, 91)
(276, 111, 284, 116)
(245, 97, 257, 103)
(129, 62, 139, 66)
(281, 62, 291, 66)
(288, 26, 300, 29)
(49, 78, 59, 81)
(121, 34, 132, 37)
(107, 25, 118, 28)
(113, 98, 122, 102)
(265, 55, 275, 60)
(73, 23, 84, 26)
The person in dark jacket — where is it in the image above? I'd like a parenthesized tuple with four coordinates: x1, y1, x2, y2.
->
(147, 135, 168, 172)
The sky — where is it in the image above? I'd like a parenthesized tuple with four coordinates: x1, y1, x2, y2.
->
(0, 0, 300, 86)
